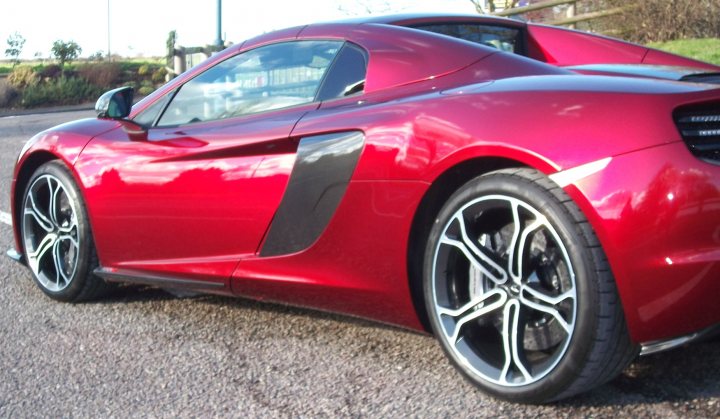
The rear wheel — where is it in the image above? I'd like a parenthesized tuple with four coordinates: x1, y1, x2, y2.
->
(21, 161, 110, 302)
(424, 168, 637, 403)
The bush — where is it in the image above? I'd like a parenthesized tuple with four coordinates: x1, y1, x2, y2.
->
(119, 61, 143, 74)
(39, 64, 62, 80)
(78, 62, 121, 87)
(115, 62, 162, 84)
(21, 76, 101, 108)
(607, 0, 720, 43)
(151, 67, 167, 83)
(0, 79, 18, 107)
(8, 65, 37, 88)
(138, 86, 155, 96)
(138, 79, 155, 96)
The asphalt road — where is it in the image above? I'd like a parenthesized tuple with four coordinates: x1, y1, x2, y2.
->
(1, 110, 719, 418)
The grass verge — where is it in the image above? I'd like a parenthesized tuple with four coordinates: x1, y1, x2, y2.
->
(647, 38, 720, 66)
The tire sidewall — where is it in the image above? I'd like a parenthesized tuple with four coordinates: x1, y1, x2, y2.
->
(423, 171, 601, 403)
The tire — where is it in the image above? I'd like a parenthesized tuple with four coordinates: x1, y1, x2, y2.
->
(20, 161, 111, 302)
(423, 168, 637, 403)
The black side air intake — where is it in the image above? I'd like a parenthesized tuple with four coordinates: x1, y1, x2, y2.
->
(260, 131, 365, 257)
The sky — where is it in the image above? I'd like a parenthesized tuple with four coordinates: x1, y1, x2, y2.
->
(1, 0, 479, 59)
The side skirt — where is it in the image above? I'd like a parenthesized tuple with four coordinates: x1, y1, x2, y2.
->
(94, 267, 228, 293)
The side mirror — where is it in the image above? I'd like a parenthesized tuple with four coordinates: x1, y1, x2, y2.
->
(96, 86, 134, 119)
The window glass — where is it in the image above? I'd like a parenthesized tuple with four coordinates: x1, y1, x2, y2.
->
(132, 89, 174, 126)
(316, 43, 368, 101)
(158, 41, 342, 126)
(412, 23, 523, 54)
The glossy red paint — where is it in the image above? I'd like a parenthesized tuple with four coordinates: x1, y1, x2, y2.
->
(372, 14, 720, 73)
(74, 104, 318, 284)
(233, 180, 429, 329)
(527, 24, 646, 65)
(302, 23, 496, 93)
(642, 48, 720, 70)
(526, 24, 720, 71)
(300, 74, 715, 181)
(290, 73, 720, 337)
(10, 118, 120, 253)
(566, 142, 720, 342)
(9, 15, 720, 347)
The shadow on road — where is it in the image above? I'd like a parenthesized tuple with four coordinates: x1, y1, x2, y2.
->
(100, 283, 720, 407)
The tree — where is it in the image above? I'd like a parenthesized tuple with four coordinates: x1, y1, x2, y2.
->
(88, 51, 105, 61)
(51, 40, 82, 68)
(166, 30, 177, 67)
(5, 32, 26, 67)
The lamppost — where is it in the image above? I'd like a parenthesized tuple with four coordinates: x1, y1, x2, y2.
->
(107, 0, 111, 59)
(215, 0, 223, 48)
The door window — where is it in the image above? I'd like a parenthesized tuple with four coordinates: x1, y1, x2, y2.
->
(316, 43, 368, 101)
(157, 41, 343, 126)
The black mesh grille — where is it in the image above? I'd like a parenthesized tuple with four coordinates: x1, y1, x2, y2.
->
(674, 104, 720, 164)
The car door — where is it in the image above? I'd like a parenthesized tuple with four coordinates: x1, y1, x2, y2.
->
(75, 40, 344, 286)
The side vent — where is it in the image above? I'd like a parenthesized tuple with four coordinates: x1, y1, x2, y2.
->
(260, 131, 365, 257)
(674, 103, 720, 164)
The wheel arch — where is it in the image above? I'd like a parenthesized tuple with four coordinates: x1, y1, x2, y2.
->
(12, 151, 62, 253)
(406, 156, 530, 331)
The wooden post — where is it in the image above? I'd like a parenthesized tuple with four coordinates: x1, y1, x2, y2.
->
(566, 2, 576, 29)
(173, 46, 186, 76)
(492, 0, 578, 17)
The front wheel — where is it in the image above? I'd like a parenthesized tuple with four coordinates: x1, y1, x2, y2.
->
(424, 168, 637, 403)
(21, 161, 110, 302)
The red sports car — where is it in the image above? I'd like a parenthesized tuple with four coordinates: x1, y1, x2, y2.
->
(7, 14, 720, 403)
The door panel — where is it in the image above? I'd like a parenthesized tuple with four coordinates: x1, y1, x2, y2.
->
(75, 105, 315, 283)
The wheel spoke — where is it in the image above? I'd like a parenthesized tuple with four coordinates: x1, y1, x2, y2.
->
(24, 193, 53, 232)
(27, 232, 58, 273)
(52, 240, 63, 285)
(519, 285, 575, 333)
(437, 288, 508, 344)
(48, 176, 61, 227)
(500, 300, 532, 384)
(507, 202, 544, 283)
(440, 214, 508, 285)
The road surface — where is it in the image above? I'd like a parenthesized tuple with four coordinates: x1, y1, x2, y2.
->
(0, 110, 719, 417)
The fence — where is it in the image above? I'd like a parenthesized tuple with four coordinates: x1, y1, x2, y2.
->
(490, 0, 628, 28)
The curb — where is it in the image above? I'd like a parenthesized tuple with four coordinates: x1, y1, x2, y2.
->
(0, 103, 96, 118)
(0, 95, 147, 118)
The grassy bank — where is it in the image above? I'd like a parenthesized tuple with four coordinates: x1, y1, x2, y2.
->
(647, 38, 720, 65)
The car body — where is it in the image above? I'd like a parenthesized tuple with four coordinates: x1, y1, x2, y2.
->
(7, 14, 720, 403)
